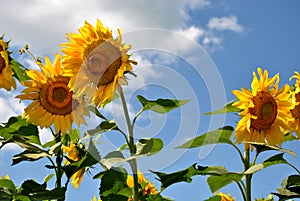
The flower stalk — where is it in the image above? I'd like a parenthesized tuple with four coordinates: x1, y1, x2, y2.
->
(244, 146, 252, 201)
(117, 85, 139, 201)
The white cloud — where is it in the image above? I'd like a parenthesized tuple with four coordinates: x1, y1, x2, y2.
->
(207, 15, 244, 33)
(0, 90, 25, 123)
(177, 26, 205, 41)
(0, 0, 210, 55)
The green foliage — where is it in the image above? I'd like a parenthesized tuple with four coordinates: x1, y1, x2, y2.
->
(176, 126, 234, 149)
(202, 100, 242, 115)
(0, 178, 65, 201)
(273, 175, 300, 200)
(136, 95, 189, 114)
(251, 142, 296, 157)
(99, 167, 131, 201)
(151, 164, 231, 191)
(204, 195, 222, 201)
(244, 153, 290, 175)
(207, 173, 243, 193)
(85, 120, 118, 136)
(10, 60, 30, 81)
(0, 116, 40, 146)
(135, 138, 164, 156)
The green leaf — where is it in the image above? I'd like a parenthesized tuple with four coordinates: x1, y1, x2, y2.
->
(251, 142, 296, 157)
(0, 116, 40, 146)
(145, 194, 174, 201)
(273, 175, 300, 200)
(207, 173, 243, 193)
(176, 126, 234, 149)
(20, 180, 47, 196)
(99, 167, 130, 201)
(244, 153, 289, 175)
(85, 120, 118, 136)
(135, 138, 164, 156)
(137, 95, 190, 114)
(151, 164, 229, 191)
(100, 151, 125, 169)
(203, 100, 242, 115)
(12, 150, 51, 165)
(43, 174, 55, 183)
(0, 179, 16, 193)
(65, 151, 98, 179)
(10, 60, 30, 81)
(29, 187, 66, 200)
(204, 195, 222, 201)
(88, 105, 107, 120)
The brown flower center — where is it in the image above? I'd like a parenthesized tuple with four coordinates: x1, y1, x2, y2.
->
(0, 45, 6, 74)
(85, 41, 122, 86)
(291, 92, 300, 119)
(249, 91, 277, 130)
(0, 54, 5, 74)
(40, 76, 78, 115)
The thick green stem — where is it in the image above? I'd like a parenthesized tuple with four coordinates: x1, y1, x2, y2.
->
(55, 132, 64, 201)
(244, 146, 252, 201)
(117, 85, 139, 201)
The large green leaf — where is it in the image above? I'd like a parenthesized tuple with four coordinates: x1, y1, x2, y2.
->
(272, 175, 300, 200)
(12, 150, 51, 165)
(151, 164, 229, 191)
(99, 167, 131, 201)
(203, 100, 241, 115)
(244, 153, 289, 175)
(136, 95, 190, 114)
(176, 126, 234, 149)
(10, 60, 30, 81)
(135, 138, 164, 156)
(0, 116, 40, 146)
(207, 173, 243, 193)
(251, 142, 296, 157)
(85, 120, 118, 136)
(0, 179, 16, 193)
(100, 151, 125, 170)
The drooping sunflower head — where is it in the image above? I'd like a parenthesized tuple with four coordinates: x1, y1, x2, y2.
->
(16, 54, 90, 135)
(0, 36, 16, 91)
(289, 71, 300, 138)
(232, 67, 294, 148)
(127, 171, 158, 199)
(63, 141, 86, 189)
(216, 192, 235, 201)
(61, 19, 137, 107)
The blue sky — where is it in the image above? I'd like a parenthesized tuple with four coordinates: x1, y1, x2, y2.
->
(1, 0, 300, 200)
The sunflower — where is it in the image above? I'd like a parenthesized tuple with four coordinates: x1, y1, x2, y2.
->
(127, 171, 158, 200)
(232, 67, 294, 147)
(216, 192, 235, 201)
(0, 37, 16, 91)
(61, 19, 137, 107)
(289, 71, 300, 138)
(63, 142, 85, 188)
(16, 54, 89, 135)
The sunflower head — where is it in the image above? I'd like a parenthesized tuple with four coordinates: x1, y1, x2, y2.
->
(126, 171, 158, 200)
(232, 67, 294, 148)
(63, 141, 86, 188)
(61, 19, 137, 107)
(16, 54, 90, 135)
(216, 192, 235, 201)
(289, 71, 300, 138)
(0, 35, 16, 91)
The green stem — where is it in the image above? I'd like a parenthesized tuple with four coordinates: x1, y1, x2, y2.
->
(55, 132, 64, 201)
(244, 146, 252, 201)
(117, 85, 139, 201)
